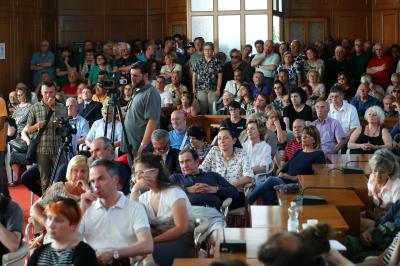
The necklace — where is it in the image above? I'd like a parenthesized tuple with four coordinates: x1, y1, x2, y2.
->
(367, 125, 380, 136)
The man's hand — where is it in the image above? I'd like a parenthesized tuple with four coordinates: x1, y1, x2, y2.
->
(136, 144, 145, 157)
(215, 90, 221, 97)
(96, 251, 113, 265)
(80, 191, 98, 211)
(188, 183, 218, 193)
(37, 120, 47, 130)
(360, 230, 373, 247)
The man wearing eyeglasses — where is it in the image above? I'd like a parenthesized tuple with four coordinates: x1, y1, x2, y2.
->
(90, 137, 131, 195)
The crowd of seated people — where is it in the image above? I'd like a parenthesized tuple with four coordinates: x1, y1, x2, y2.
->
(3, 35, 400, 265)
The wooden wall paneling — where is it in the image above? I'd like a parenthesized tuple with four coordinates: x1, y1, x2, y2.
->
(165, 0, 187, 37)
(14, 13, 40, 85)
(333, 11, 370, 41)
(148, 15, 165, 40)
(372, 0, 400, 10)
(287, 0, 331, 11)
(0, 12, 13, 93)
(371, 9, 381, 43)
(106, 16, 147, 41)
(105, 0, 146, 16)
(40, 15, 58, 49)
(57, 0, 104, 16)
(58, 16, 104, 44)
(335, 0, 370, 10)
(382, 10, 398, 45)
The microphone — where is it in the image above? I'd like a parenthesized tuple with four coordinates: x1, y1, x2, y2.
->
(219, 203, 246, 253)
(297, 186, 355, 205)
(342, 160, 369, 174)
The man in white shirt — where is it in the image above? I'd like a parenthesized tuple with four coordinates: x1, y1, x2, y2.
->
(224, 69, 244, 102)
(85, 106, 123, 148)
(328, 85, 360, 152)
(156, 76, 173, 111)
(251, 40, 281, 88)
(79, 159, 153, 265)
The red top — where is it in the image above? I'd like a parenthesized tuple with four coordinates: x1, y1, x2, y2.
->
(281, 138, 302, 162)
(367, 55, 393, 89)
(62, 84, 78, 95)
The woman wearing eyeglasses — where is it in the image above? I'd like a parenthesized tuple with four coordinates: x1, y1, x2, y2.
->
(130, 153, 194, 266)
(335, 71, 355, 100)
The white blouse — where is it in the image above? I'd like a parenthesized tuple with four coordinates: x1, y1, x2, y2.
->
(200, 146, 253, 185)
(242, 140, 272, 169)
(368, 175, 400, 209)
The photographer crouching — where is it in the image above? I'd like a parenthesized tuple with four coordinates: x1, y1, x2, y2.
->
(26, 81, 68, 193)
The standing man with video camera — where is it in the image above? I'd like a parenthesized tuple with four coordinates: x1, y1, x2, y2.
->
(26, 81, 68, 193)
(121, 62, 161, 165)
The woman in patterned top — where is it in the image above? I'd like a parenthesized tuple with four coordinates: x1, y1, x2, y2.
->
(200, 128, 253, 209)
(28, 197, 98, 266)
(30, 155, 89, 229)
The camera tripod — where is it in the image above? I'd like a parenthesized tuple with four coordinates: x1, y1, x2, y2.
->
(104, 92, 133, 163)
(47, 136, 74, 189)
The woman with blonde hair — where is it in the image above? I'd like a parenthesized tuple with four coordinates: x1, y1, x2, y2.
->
(30, 155, 90, 228)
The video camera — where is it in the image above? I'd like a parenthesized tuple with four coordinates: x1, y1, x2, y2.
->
(101, 73, 128, 105)
(54, 117, 77, 140)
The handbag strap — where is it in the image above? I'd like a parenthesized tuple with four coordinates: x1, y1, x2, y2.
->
(35, 109, 54, 140)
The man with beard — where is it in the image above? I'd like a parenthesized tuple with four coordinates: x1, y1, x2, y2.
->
(121, 62, 161, 165)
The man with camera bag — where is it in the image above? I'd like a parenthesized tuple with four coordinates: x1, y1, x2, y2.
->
(26, 81, 68, 193)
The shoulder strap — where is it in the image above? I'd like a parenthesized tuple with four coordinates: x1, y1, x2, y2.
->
(35, 109, 54, 140)
(180, 132, 188, 150)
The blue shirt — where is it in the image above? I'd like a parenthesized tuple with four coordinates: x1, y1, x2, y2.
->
(69, 114, 90, 155)
(350, 96, 381, 116)
(391, 123, 400, 139)
(169, 170, 239, 209)
(249, 81, 271, 98)
(168, 129, 189, 150)
(380, 199, 400, 231)
(30, 51, 56, 86)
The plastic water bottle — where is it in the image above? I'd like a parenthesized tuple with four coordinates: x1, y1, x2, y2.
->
(287, 201, 299, 232)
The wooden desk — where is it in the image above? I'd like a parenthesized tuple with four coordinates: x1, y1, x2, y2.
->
(312, 163, 371, 175)
(250, 205, 349, 234)
(326, 154, 373, 164)
(214, 228, 282, 260)
(298, 174, 370, 208)
(173, 258, 259, 266)
(277, 189, 364, 236)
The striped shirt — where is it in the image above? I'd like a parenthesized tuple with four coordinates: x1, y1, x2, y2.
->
(382, 231, 400, 265)
(36, 245, 75, 266)
(281, 139, 302, 162)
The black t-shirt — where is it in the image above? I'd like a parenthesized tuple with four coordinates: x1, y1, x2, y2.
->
(220, 118, 246, 148)
(0, 195, 23, 259)
(283, 104, 313, 130)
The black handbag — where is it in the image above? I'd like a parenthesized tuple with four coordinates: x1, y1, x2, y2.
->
(8, 138, 28, 153)
(26, 109, 54, 164)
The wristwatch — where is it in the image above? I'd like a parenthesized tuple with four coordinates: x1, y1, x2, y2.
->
(113, 250, 119, 260)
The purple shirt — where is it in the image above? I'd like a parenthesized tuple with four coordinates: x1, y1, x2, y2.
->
(311, 117, 345, 154)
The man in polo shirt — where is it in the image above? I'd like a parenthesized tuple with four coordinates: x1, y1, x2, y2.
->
(122, 62, 161, 165)
(168, 110, 189, 150)
(251, 40, 280, 89)
(79, 159, 153, 265)
(311, 100, 345, 154)
(328, 86, 360, 152)
(279, 119, 304, 172)
(350, 83, 381, 116)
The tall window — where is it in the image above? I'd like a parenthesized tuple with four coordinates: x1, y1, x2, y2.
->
(188, 0, 284, 55)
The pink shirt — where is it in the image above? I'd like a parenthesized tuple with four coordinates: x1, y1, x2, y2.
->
(368, 175, 400, 209)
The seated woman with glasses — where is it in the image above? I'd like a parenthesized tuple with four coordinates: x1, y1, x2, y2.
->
(130, 153, 194, 266)
(28, 197, 98, 265)
(247, 125, 325, 205)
